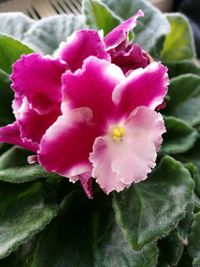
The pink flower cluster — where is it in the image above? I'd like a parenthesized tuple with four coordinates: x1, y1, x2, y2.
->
(0, 11, 168, 197)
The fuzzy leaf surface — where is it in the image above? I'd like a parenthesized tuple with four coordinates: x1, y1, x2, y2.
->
(31, 191, 158, 267)
(113, 156, 194, 249)
(164, 74, 200, 126)
(0, 181, 57, 259)
(161, 116, 198, 155)
(0, 146, 58, 183)
(23, 14, 86, 54)
(189, 212, 200, 267)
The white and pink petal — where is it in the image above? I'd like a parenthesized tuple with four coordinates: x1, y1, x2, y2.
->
(89, 106, 165, 193)
(89, 136, 126, 194)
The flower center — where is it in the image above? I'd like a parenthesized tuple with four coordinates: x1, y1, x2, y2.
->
(112, 127, 125, 141)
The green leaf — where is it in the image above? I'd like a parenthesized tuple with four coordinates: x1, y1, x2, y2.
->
(189, 212, 200, 267)
(177, 202, 194, 243)
(0, 13, 85, 55)
(164, 74, 200, 126)
(0, 236, 39, 267)
(177, 252, 193, 267)
(23, 14, 86, 55)
(0, 12, 86, 54)
(82, 0, 121, 35)
(149, 35, 166, 60)
(0, 33, 33, 74)
(113, 156, 194, 250)
(161, 14, 195, 63)
(102, 0, 170, 51)
(0, 69, 14, 126)
(0, 181, 57, 259)
(160, 116, 199, 155)
(31, 191, 158, 267)
(178, 167, 196, 240)
(0, 12, 34, 40)
(158, 231, 184, 266)
(166, 60, 200, 79)
(177, 138, 200, 178)
(157, 260, 170, 267)
(0, 146, 58, 183)
(193, 194, 200, 212)
(0, 143, 12, 157)
(185, 163, 200, 198)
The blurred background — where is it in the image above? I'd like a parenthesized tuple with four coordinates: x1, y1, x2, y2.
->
(0, 0, 199, 56)
(0, 0, 177, 19)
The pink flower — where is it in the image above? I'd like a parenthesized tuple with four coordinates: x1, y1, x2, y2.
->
(0, 13, 168, 197)
(37, 57, 168, 196)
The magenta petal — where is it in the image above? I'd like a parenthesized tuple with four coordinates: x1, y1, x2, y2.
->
(156, 101, 167, 111)
(113, 62, 169, 116)
(0, 121, 38, 152)
(79, 171, 93, 199)
(104, 10, 143, 50)
(62, 56, 125, 125)
(59, 30, 110, 72)
(18, 98, 61, 144)
(38, 107, 100, 178)
(10, 53, 67, 114)
(111, 44, 150, 74)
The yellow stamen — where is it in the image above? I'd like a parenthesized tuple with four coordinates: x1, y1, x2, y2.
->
(112, 126, 125, 140)
(119, 127, 124, 136)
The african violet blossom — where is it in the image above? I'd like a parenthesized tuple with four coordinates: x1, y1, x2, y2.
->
(0, 11, 168, 197)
